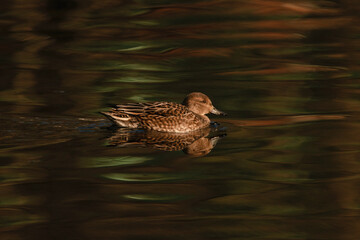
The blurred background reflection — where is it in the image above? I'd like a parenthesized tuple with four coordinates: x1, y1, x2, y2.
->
(1, 0, 360, 239)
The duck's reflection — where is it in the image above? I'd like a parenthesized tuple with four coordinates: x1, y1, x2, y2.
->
(105, 125, 226, 156)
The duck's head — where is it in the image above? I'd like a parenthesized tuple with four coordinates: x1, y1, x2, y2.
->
(182, 92, 226, 116)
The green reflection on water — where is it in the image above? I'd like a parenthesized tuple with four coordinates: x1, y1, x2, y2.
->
(103, 173, 182, 182)
(81, 41, 158, 52)
(80, 156, 152, 168)
(108, 76, 174, 83)
(123, 193, 188, 202)
(1, 0, 360, 239)
(92, 62, 172, 71)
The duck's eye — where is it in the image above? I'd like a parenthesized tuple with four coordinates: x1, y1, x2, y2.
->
(201, 100, 206, 103)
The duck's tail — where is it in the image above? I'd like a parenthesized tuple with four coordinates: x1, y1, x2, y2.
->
(100, 111, 139, 128)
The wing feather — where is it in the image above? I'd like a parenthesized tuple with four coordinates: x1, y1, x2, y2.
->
(114, 102, 188, 117)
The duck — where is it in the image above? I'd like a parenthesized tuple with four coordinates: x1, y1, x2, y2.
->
(100, 92, 226, 133)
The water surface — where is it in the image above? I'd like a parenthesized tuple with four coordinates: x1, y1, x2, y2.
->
(1, 0, 360, 239)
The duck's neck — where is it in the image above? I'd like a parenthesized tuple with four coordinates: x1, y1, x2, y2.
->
(200, 114, 210, 124)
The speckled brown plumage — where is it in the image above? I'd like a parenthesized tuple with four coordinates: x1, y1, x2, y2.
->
(101, 92, 226, 133)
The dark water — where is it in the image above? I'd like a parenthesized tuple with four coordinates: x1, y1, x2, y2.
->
(1, 0, 360, 239)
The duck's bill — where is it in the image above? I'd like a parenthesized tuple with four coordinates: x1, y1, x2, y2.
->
(211, 107, 227, 116)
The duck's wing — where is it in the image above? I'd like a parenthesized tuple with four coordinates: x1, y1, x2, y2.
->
(114, 102, 188, 117)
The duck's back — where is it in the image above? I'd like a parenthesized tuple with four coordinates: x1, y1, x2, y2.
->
(102, 102, 210, 133)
